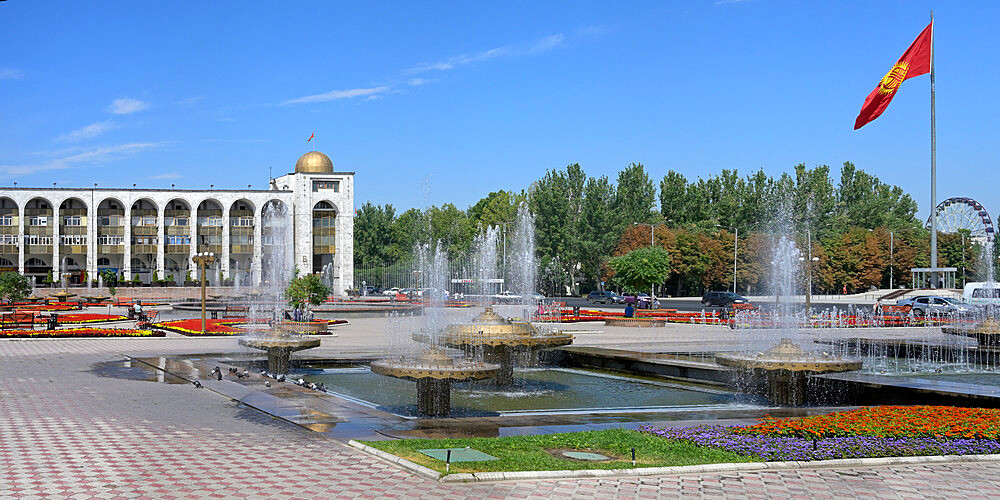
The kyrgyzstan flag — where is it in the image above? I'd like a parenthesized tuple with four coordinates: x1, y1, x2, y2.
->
(854, 21, 933, 129)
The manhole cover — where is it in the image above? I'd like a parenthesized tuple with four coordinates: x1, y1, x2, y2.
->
(562, 451, 611, 461)
(418, 448, 498, 462)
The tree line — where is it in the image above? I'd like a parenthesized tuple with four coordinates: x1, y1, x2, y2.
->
(354, 161, 996, 295)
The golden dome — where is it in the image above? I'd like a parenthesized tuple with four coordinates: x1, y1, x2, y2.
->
(295, 151, 333, 174)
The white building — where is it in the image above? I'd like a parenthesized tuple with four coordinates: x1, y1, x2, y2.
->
(0, 151, 354, 295)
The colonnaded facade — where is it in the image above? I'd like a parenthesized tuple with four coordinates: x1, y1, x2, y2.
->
(0, 151, 354, 295)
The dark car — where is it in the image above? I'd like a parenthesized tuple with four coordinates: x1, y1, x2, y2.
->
(587, 290, 623, 304)
(702, 291, 748, 307)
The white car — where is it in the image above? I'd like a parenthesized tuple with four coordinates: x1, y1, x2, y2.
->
(382, 287, 401, 296)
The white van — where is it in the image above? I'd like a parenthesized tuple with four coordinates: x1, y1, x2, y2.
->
(963, 282, 1000, 306)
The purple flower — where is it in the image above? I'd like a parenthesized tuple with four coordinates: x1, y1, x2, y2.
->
(639, 425, 1000, 461)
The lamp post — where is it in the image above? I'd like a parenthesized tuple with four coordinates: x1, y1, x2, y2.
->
(716, 225, 738, 293)
(192, 251, 216, 333)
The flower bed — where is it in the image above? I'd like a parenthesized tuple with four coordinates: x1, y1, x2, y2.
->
(0, 313, 127, 325)
(641, 424, 1000, 461)
(736, 406, 1000, 440)
(153, 318, 345, 336)
(642, 405, 1000, 461)
(0, 328, 162, 338)
(4, 302, 82, 312)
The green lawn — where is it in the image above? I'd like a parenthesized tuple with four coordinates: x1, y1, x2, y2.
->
(361, 428, 751, 474)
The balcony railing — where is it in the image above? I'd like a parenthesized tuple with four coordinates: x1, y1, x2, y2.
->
(165, 244, 190, 254)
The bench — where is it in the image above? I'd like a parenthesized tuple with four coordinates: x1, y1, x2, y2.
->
(136, 310, 158, 329)
(223, 305, 249, 318)
(2, 312, 36, 331)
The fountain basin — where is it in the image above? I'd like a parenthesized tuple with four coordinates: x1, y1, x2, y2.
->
(715, 338, 862, 405)
(943, 318, 1000, 345)
(370, 347, 500, 416)
(437, 307, 574, 386)
(239, 337, 321, 374)
(272, 320, 328, 334)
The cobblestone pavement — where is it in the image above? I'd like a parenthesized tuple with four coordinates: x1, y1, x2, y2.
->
(5, 337, 1000, 498)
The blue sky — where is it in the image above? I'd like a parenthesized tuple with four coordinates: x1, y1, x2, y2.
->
(2, 1, 998, 222)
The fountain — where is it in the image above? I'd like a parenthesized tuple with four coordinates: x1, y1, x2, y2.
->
(718, 229, 862, 405)
(370, 347, 499, 416)
(439, 306, 573, 385)
(237, 201, 322, 373)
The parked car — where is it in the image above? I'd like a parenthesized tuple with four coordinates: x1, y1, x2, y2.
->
(906, 296, 978, 317)
(623, 293, 653, 308)
(382, 287, 401, 296)
(586, 290, 624, 304)
(702, 291, 748, 307)
(360, 285, 380, 295)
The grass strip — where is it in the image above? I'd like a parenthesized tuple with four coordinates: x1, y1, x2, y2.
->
(361, 428, 751, 474)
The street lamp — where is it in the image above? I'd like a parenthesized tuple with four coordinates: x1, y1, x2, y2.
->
(799, 255, 820, 314)
(716, 225, 738, 294)
(799, 227, 820, 314)
(191, 251, 216, 333)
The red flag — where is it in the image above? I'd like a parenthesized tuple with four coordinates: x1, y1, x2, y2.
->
(307, 132, 314, 142)
(854, 22, 933, 129)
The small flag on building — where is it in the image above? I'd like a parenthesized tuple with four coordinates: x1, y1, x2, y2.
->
(854, 22, 933, 129)
(307, 132, 314, 142)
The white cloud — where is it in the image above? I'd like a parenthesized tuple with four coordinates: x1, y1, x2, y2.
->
(283, 86, 389, 105)
(407, 33, 565, 74)
(56, 120, 115, 142)
(0, 68, 24, 80)
(107, 97, 149, 114)
(0, 142, 160, 176)
(714, 0, 750, 5)
(408, 78, 428, 86)
(528, 34, 565, 54)
(150, 172, 181, 179)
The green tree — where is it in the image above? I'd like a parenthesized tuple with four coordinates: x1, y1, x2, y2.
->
(285, 274, 332, 310)
(354, 202, 399, 266)
(614, 162, 656, 226)
(578, 175, 617, 286)
(100, 270, 118, 296)
(529, 163, 586, 294)
(0, 272, 31, 303)
(608, 246, 671, 294)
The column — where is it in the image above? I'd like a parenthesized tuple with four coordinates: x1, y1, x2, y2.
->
(252, 210, 262, 286)
(51, 206, 60, 280)
(123, 204, 132, 281)
(221, 206, 230, 280)
(156, 205, 165, 280)
(17, 204, 24, 275)
(189, 205, 198, 281)
(86, 201, 97, 282)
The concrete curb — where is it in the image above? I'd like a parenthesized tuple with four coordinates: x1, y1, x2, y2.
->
(344, 442, 1000, 483)
(347, 440, 442, 480)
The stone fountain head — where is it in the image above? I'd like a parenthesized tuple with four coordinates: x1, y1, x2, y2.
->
(437, 306, 574, 385)
(715, 338, 862, 406)
(238, 323, 322, 374)
(370, 346, 500, 416)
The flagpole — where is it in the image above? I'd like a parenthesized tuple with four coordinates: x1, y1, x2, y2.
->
(929, 11, 938, 287)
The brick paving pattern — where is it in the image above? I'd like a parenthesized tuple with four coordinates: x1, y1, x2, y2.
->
(4, 336, 1000, 498)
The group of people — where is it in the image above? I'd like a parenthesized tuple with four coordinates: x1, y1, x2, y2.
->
(283, 307, 315, 322)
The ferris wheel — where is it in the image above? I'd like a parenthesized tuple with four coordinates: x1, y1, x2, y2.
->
(926, 197, 995, 243)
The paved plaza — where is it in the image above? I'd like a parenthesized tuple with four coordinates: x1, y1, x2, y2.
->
(3, 314, 1000, 498)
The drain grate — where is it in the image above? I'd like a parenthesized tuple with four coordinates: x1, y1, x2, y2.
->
(562, 451, 611, 461)
(418, 448, 498, 462)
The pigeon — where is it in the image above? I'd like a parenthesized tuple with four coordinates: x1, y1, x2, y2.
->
(260, 370, 268, 376)
(242, 370, 249, 378)
(277, 375, 285, 382)
(297, 378, 305, 386)
(193, 381, 203, 388)
(264, 381, 271, 387)
(236, 372, 245, 379)
(210, 366, 221, 376)
(216, 372, 223, 381)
